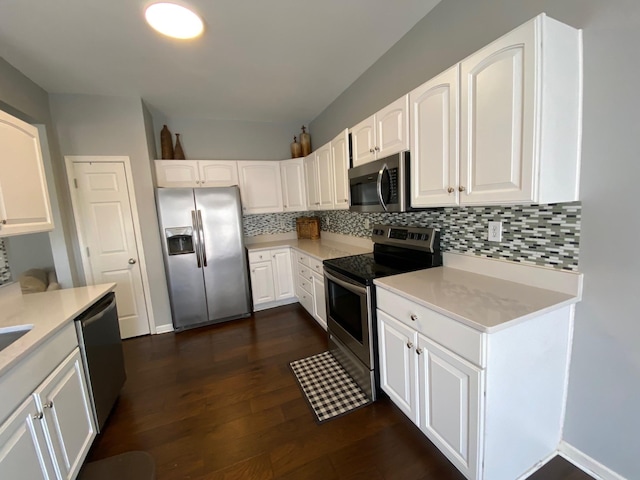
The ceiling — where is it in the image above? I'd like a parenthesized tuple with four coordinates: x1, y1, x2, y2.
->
(0, 0, 440, 124)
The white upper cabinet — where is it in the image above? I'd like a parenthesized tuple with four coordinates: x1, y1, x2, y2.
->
(280, 158, 307, 212)
(304, 152, 319, 210)
(155, 160, 238, 188)
(237, 161, 283, 214)
(410, 65, 460, 208)
(351, 95, 409, 168)
(331, 129, 350, 210)
(315, 143, 334, 210)
(0, 110, 53, 237)
(199, 160, 239, 187)
(459, 14, 581, 205)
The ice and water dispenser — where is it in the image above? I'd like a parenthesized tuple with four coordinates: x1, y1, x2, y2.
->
(165, 227, 195, 255)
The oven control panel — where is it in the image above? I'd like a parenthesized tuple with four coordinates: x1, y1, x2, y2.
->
(371, 224, 440, 252)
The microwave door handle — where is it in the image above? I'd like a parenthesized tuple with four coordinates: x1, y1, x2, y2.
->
(191, 210, 202, 268)
(197, 210, 208, 267)
(376, 163, 389, 212)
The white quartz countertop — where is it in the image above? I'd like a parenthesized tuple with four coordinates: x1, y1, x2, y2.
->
(0, 283, 116, 375)
(247, 238, 371, 261)
(374, 267, 579, 333)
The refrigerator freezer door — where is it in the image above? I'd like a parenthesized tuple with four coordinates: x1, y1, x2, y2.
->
(156, 188, 208, 329)
(195, 187, 251, 322)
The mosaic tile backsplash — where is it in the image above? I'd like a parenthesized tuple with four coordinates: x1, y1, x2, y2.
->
(0, 239, 11, 283)
(243, 202, 581, 271)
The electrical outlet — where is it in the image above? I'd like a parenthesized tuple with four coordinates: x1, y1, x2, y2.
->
(364, 218, 370, 230)
(280, 219, 285, 230)
(488, 221, 503, 242)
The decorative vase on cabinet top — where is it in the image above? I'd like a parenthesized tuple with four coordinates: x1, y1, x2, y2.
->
(290, 136, 302, 158)
(174, 133, 185, 160)
(160, 125, 174, 159)
(300, 126, 311, 156)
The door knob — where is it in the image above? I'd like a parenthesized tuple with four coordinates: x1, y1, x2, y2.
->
(128, 258, 137, 265)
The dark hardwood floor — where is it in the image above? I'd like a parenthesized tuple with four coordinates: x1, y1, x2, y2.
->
(86, 304, 594, 480)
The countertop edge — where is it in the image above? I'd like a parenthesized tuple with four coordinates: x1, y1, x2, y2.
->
(0, 283, 116, 376)
(375, 280, 578, 333)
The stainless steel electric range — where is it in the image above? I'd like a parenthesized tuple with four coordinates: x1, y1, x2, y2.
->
(323, 224, 442, 400)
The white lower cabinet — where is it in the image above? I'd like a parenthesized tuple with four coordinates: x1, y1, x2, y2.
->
(417, 334, 481, 479)
(377, 285, 573, 480)
(248, 248, 295, 311)
(311, 271, 327, 329)
(294, 251, 327, 331)
(0, 348, 95, 480)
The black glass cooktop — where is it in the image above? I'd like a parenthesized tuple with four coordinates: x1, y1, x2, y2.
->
(324, 250, 441, 285)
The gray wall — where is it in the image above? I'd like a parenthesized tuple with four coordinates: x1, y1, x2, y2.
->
(150, 115, 303, 160)
(49, 94, 172, 330)
(5, 233, 55, 278)
(311, 1, 638, 477)
(0, 57, 79, 287)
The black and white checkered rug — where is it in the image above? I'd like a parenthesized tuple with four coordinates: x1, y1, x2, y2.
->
(289, 351, 372, 423)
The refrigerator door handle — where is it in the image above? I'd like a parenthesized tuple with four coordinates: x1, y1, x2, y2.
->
(191, 210, 202, 268)
(197, 209, 208, 267)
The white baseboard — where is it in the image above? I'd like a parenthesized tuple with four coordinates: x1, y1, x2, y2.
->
(154, 323, 174, 334)
(253, 297, 298, 312)
(558, 441, 626, 480)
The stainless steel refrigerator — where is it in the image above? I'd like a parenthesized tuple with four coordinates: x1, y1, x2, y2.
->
(156, 186, 251, 330)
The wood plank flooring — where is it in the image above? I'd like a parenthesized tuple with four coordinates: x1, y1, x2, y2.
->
(86, 304, 594, 480)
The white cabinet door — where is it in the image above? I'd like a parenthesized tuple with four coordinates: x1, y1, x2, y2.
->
(280, 158, 307, 212)
(417, 334, 481, 480)
(0, 110, 53, 237)
(237, 161, 283, 214)
(331, 129, 350, 210)
(155, 160, 200, 187)
(249, 261, 275, 305)
(303, 153, 319, 210)
(377, 310, 418, 423)
(198, 160, 238, 187)
(315, 144, 334, 210)
(311, 272, 326, 330)
(460, 20, 535, 205)
(0, 396, 55, 480)
(410, 66, 460, 207)
(36, 349, 95, 480)
(376, 95, 409, 159)
(351, 115, 376, 167)
(271, 249, 294, 300)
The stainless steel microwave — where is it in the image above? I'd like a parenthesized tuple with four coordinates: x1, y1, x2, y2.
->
(348, 151, 410, 212)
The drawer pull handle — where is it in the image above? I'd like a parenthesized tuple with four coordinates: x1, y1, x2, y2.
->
(416, 347, 423, 355)
(410, 314, 418, 322)
(406, 341, 413, 349)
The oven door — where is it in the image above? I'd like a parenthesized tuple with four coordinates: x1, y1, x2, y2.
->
(324, 268, 373, 368)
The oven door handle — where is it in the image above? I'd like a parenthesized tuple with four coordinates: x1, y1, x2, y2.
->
(376, 163, 389, 212)
(324, 269, 368, 296)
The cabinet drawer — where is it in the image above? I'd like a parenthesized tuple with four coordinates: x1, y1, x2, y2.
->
(297, 262, 312, 280)
(377, 288, 484, 367)
(298, 287, 314, 314)
(295, 252, 309, 266)
(309, 257, 323, 275)
(297, 275, 313, 295)
(248, 250, 270, 263)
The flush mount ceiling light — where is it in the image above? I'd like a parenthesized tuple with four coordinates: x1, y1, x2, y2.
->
(145, 2, 204, 39)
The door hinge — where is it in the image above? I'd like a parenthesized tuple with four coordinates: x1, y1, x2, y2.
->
(74, 178, 78, 189)
(86, 247, 90, 257)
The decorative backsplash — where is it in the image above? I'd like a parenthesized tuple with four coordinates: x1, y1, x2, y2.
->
(0, 239, 11, 283)
(243, 202, 581, 271)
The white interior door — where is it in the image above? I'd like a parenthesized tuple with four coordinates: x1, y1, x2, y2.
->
(72, 162, 150, 338)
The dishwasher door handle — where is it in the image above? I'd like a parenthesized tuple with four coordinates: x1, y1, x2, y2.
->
(80, 294, 117, 327)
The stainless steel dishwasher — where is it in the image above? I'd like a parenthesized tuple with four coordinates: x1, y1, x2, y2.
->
(75, 292, 126, 432)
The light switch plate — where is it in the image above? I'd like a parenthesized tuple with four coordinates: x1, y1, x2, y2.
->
(488, 221, 503, 242)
